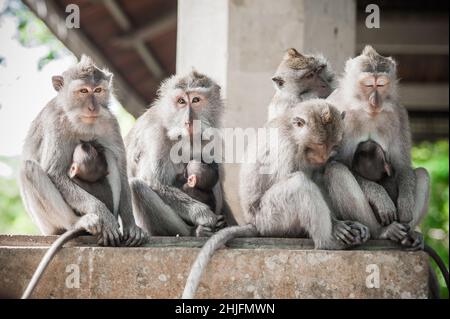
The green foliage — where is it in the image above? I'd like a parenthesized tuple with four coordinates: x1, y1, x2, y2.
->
(412, 140, 449, 298)
(0, 0, 69, 70)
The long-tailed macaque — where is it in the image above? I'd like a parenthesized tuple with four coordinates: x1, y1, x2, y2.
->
(325, 45, 430, 249)
(126, 70, 236, 237)
(182, 99, 370, 298)
(19, 55, 146, 246)
(268, 48, 336, 120)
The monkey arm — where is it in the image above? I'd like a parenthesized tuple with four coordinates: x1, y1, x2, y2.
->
(152, 184, 218, 228)
(395, 168, 416, 224)
(355, 175, 397, 226)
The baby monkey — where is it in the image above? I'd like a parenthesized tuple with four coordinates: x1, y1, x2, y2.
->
(182, 160, 219, 212)
(69, 140, 113, 213)
(352, 140, 398, 203)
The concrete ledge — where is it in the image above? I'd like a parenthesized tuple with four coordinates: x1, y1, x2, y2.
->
(0, 235, 429, 299)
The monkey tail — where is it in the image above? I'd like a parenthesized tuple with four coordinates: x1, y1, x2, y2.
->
(424, 244, 449, 293)
(21, 228, 87, 299)
(182, 224, 257, 299)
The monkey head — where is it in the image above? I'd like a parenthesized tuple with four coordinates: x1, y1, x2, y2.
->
(69, 141, 108, 183)
(271, 48, 335, 100)
(287, 99, 345, 167)
(352, 140, 392, 182)
(155, 70, 223, 140)
(52, 55, 114, 126)
(184, 160, 219, 191)
(342, 45, 398, 115)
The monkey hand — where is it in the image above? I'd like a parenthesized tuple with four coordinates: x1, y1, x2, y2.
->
(95, 211, 121, 247)
(333, 220, 370, 247)
(370, 195, 397, 226)
(75, 213, 102, 235)
(400, 230, 424, 251)
(379, 221, 410, 242)
(121, 224, 148, 247)
(191, 202, 218, 228)
(215, 214, 227, 230)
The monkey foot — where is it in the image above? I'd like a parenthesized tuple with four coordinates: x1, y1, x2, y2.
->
(379, 222, 410, 242)
(194, 225, 215, 237)
(121, 224, 148, 247)
(400, 231, 424, 251)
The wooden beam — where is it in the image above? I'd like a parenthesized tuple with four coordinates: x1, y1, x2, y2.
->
(23, 0, 147, 118)
(113, 11, 176, 48)
(101, 0, 165, 79)
(399, 83, 449, 111)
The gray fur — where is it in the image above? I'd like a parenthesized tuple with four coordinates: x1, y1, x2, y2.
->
(182, 99, 370, 299)
(126, 70, 236, 237)
(325, 45, 430, 248)
(19, 55, 146, 246)
(268, 48, 336, 120)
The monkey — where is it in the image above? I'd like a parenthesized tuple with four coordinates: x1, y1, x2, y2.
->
(267, 48, 336, 121)
(126, 70, 236, 238)
(19, 56, 147, 298)
(182, 160, 220, 211)
(351, 140, 449, 295)
(182, 99, 370, 299)
(69, 140, 114, 213)
(324, 45, 430, 250)
(352, 140, 398, 204)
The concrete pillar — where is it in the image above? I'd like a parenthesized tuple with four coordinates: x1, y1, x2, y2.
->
(177, 0, 356, 221)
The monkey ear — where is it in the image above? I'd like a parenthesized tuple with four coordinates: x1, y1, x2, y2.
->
(384, 163, 392, 177)
(286, 48, 302, 58)
(69, 164, 79, 179)
(341, 111, 346, 120)
(292, 116, 305, 128)
(272, 76, 285, 88)
(321, 107, 332, 124)
(187, 174, 197, 188)
(52, 75, 64, 92)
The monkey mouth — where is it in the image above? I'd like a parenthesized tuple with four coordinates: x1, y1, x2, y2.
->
(80, 115, 99, 124)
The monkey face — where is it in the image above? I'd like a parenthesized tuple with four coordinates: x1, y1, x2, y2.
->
(272, 49, 335, 99)
(160, 71, 223, 140)
(358, 74, 390, 114)
(52, 55, 113, 126)
(290, 100, 344, 167)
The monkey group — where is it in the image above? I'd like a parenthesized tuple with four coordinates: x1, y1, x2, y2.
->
(19, 46, 445, 299)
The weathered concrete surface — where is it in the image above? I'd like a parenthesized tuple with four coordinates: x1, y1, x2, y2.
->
(0, 236, 429, 299)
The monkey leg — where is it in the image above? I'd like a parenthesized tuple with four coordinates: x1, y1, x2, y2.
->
(324, 161, 383, 237)
(129, 178, 192, 236)
(410, 167, 430, 228)
(256, 172, 365, 249)
(19, 160, 79, 234)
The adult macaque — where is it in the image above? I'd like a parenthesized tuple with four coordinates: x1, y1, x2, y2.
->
(19, 55, 146, 247)
(182, 100, 370, 298)
(268, 48, 336, 120)
(325, 45, 430, 249)
(126, 70, 236, 237)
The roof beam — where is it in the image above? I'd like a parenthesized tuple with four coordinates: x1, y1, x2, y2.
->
(102, 0, 165, 79)
(113, 11, 176, 48)
(23, 0, 147, 118)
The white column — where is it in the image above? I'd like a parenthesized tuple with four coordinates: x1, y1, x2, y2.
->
(177, 0, 356, 222)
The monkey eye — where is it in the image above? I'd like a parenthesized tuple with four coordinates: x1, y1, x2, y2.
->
(192, 96, 200, 103)
(177, 98, 186, 104)
(292, 116, 306, 127)
(304, 72, 314, 79)
(80, 88, 89, 93)
(94, 87, 102, 93)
